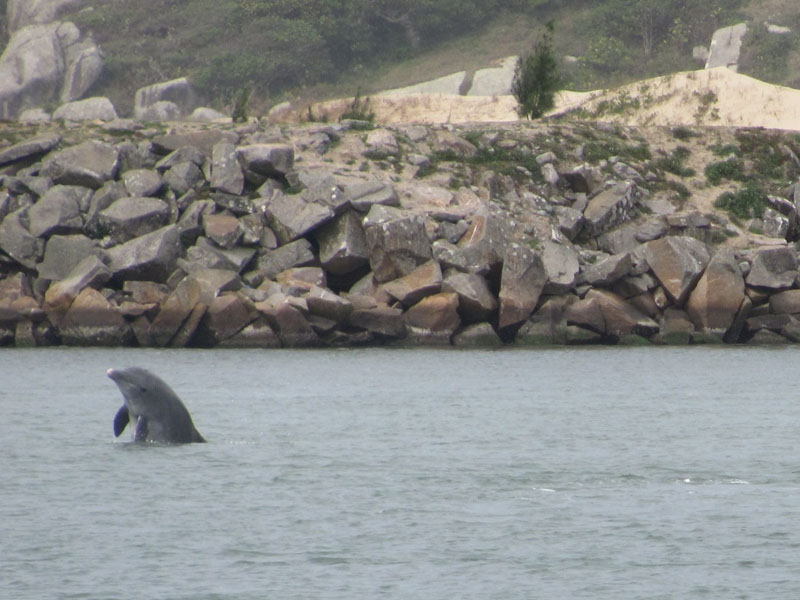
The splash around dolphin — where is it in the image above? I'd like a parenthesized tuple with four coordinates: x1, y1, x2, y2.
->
(107, 367, 206, 443)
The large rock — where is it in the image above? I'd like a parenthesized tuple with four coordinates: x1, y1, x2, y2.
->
(349, 305, 406, 339)
(0, 210, 44, 268)
(383, 260, 442, 306)
(265, 191, 334, 244)
(363, 205, 431, 282)
(256, 299, 319, 347)
(705, 23, 748, 70)
(0, 133, 61, 167)
(52, 97, 118, 121)
(686, 249, 745, 335)
(60, 287, 132, 346)
(769, 289, 800, 315)
(644, 236, 711, 305)
(7, 0, 89, 31)
(542, 241, 579, 293)
(43, 255, 110, 315)
(583, 182, 640, 236)
(236, 144, 294, 180)
(40, 140, 120, 189)
(584, 288, 659, 338)
(210, 142, 244, 195)
(121, 169, 163, 198)
(255, 238, 316, 279)
(38, 234, 106, 281)
(28, 185, 91, 237)
(107, 225, 182, 282)
(134, 77, 198, 119)
(745, 246, 798, 290)
(498, 243, 547, 330)
(580, 252, 633, 287)
(193, 294, 255, 346)
(149, 275, 214, 347)
(99, 197, 170, 242)
(0, 22, 101, 119)
(315, 210, 370, 275)
(404, 292, 461, 335)
(457, 206, 512, 274)
(441, 270, 497, 324)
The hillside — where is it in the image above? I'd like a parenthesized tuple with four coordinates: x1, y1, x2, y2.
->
(4, 0, 797, 116)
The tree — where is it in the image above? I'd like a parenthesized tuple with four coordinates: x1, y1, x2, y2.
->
(512, 21, 560, 120)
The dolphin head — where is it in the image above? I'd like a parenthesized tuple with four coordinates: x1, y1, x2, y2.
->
(107, 367, 174, 416)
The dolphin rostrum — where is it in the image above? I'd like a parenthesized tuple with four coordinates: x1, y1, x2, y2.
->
(107, 367, 206, 443)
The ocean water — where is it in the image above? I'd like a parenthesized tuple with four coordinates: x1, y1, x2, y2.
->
(1, 346, 799, 599)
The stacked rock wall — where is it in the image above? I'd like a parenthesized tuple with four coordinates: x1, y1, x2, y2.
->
(2, 119, 800, 348)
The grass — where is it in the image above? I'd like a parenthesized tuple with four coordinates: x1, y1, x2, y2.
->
(714, 183, 767, 219)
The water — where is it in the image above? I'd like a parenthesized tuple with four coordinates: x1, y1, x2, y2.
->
(2, 346, 799, 599)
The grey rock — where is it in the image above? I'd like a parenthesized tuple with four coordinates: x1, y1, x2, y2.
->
(151, 130, 239, 156)
(349, 305, 406, 338)
(498, 243, 547, 330)
(383, 260, 443, 306)
(366, 129, 399, 157)
(0, 133, 61, 167)
(346, 181, 400, 211)
(155, 146, 207, 171)
(306, 286, 354, 323)
(53, 97, 117, 121)
(193, 294, 256, 346)
(163, 161, 204, 196)
(644, 236, 711, 305)
(553, 205, 584, 240)
(456, 206, 513, 274)
(265, 191, 334, 244)
(363, 205, 431, 283)
(42, 255, 110, 314)
(0, 209, 45, 268)
(211, 142, 244, 195)
(583, 182, 640, 236)
(762, 208, 790, 239)
(40, 140, 120, 189)
(585, 288, 659, 338)
(18, 108, 51, 123)
(542, 241, 579, 293)
(176, 199, 215, 243)
(256, 239, 316, 279)
(746, 246, 798, 289)
(705, 23, 748, 70)
(134, 78, 198, 119)
(315, 210, 371, 275)
(686, 248, 745, 335)
(236, 144, 294, 180)
(189, 107, 229, 122)
(28, 184, 91, 237)
(122, 169, 163, 197)
(137, 100, 182, 122)
(106, 225, 182, 283)
(580, 252, 632, 287)
(452, 322, 503, 347)
(203, 213, 241, 249)
(442, 270, 497, 324)
(38, 234, 106, 281)
(99, 197, 170, 242)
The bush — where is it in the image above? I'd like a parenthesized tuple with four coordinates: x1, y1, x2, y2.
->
(714, 184, 766, 219)
(705, 158, 746, 185)
(340, 89, 375, 123)
(512, 21, 560, 119)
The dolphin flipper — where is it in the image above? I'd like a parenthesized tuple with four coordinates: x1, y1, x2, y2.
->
(133, 415, 149, 442)
(113, 405, 129, 437)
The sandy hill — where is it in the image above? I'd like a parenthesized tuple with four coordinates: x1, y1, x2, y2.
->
(278, 67, 800, 132)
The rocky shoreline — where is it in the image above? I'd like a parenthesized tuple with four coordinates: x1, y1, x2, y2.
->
(2, 117, 800, 348)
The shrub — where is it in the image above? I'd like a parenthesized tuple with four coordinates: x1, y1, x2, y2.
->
(340, 89, 375, 123)
(705, 158, 746, 185)
(512, 21, 560, 119)
(714, 184, 766, 219)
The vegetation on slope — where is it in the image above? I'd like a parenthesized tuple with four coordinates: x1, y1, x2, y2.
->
(3, 0, 795, 114)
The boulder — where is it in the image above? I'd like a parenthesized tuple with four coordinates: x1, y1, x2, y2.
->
(256, 299, 319, 347)
(441, 270, 497, 324)
(137, 101, 182, 122)
(564, 296, 605, 335)
(553, 205, 584, 240)
(0, 133, 62, 167)
(457, 206, 513, 274)
(189, 107, 230, 122)
(769, 289, 800, 314)
(203, 213, 241, 249)
(8, 1, 89, 31)
(52, 97, 117, 121)
(349, 305, 406, 339)
(40, 140, 120, 189)
(0, 210, 45, 268)
(0, 22, 101, 119)
(452, 322, 503, 347)
(149, 275, 214, 347)
(365, 129, 399, 157)
(516, 296, 574, 346)
(28, 184, 92, 237)
(210, 142, 244, 195)
(216, 318, 281, 348)
(164, 161, 205, 197)
(542, 241, 579, 293)
(121, 169, 163, 197)
(685, 249, 745, 335)
(315, 210, 370, 275)
(585, 288, 659, 338)
(265, 191, 334, 244)
(383, 260, 443, 306)
(580, 252, 633, 287)
(134, 78, 198, 119)
(306, 286, 353, 323)
(193, 294, 255, 346)
(42, 255, 110, 315)
(498, 243, 547, 330)
(236, 144, 294, 180)
(363, 205, 431, 282)
(151, 130, 239, 156)
(60, 288, 132, 346)
(644, 236, 711, 305)
(18, 108, 51, 122)
(255, 238, 316, 279)
(346, 181, 400, 212)
(404, 292, 460, 334)
(37, 234, 106, 281)
(99, 197, 170, 242)
(745, 246, 798, 289)
(705, 23, 748, 70)
(106, 225, 182, 282)
(583, 182, 640, 236)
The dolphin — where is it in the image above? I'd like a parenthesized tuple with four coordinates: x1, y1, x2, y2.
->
(107, 367, 206, 443)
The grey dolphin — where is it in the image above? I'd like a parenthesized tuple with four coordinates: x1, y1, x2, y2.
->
(107, 367, 206, 443)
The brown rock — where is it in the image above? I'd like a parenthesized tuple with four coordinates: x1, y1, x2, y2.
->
(644, 236, 710, 305)
(498, 243, 546, 330)
(685, 249, 745, 335)
(404, 292, 460, 333)
(60, 288, 132, 346)
(383, 260, 443, 306)
(769, 289, 800, 314)
(441, 270, 497, 324)
(193, 294, 255, 346)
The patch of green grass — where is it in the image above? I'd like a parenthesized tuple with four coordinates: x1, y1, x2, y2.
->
(654, 146, 695, 177)
(713, 183, 767, 219)
(671, 126, 697, 140)
(430, 144, 543, 183)
(705, 158, 747, 185)
(583, 139, 650, 163)
(709, 143, 738, 157)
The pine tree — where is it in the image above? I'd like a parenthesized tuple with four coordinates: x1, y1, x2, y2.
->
(512, 21, 560, 120)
